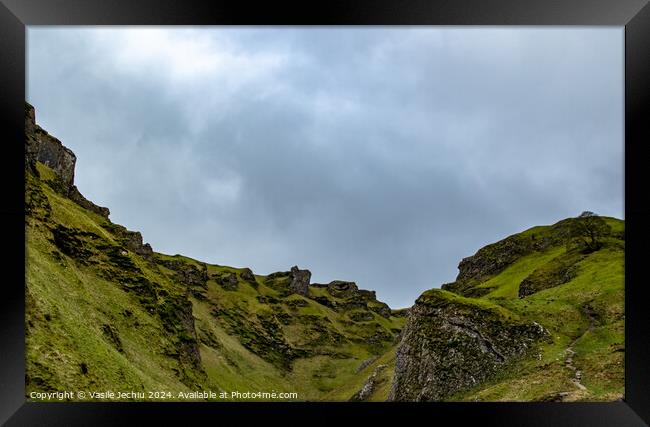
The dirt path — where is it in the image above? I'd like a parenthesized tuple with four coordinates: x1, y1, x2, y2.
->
(560, 305, 596, 400)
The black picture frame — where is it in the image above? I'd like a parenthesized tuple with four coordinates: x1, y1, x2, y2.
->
(1, 0, 648, 425)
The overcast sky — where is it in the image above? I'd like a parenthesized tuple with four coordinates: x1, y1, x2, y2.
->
(27, 27, 623, 308)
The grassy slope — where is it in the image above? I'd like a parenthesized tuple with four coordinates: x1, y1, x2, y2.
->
(26, 171, 191, 399)
(447, 218, 624, 401)
(26, 163, 404, 401)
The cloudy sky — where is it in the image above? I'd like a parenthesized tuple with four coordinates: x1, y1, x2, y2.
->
(27, 27, 623, 308)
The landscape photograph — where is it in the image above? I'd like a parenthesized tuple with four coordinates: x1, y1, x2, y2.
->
(25, 26, 624, 402)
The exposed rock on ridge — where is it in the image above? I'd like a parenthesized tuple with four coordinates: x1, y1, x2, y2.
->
(289, 265, 311, 296)
(25, 102, 110, 219)
(441, 217, 601, 298)
(310, 281, 392, 318)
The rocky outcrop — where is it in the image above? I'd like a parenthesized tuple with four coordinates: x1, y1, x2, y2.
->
(157, 258, 208, 288)
(214, 271, 238, 290)
(262, 266, 311, 296)
(441, 219, 589, 298)
(175, 297, 203, 371)
(25, 103, 76, 188)
(389, 289, 549, 401)
(289, 266, 311, 296)
(307, 281, 392, 319)
(25, 103, 110, 218)
(239, 268, 257, 286)
(350, 364, 387, 402)
(326, 280, 359, 298)
(442, 235, 533, 297)
(157, 293, 204, 379)
(518, 250, 584, 298)
(103, 223, 154, 259)
(68, 185, 111, 218)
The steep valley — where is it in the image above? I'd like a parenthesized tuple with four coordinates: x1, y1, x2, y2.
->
(25, 102, 624, 402)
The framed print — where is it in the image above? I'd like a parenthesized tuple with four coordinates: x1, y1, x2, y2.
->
(1, 0, 649, 425)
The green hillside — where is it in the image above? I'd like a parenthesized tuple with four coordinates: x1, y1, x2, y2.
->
(456, 218, 624, 402)
(25, 103, 405, 402)
(390, 214, 624, 402)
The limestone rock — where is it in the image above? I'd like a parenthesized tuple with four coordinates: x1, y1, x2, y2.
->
(350, 364, 387, 401)
(289, 266, 311, 296)
(388, 289, 549, 401)
(104, 223, 153, 259)
(239, 267, 256, 284)
(68, 185, 111, 218)
(25, 103, 110, 218)
(215, 272, 238, 291)
(326, 280, 359, 298)
(157, 258, 208, 288)
(25, 103, 76, 188)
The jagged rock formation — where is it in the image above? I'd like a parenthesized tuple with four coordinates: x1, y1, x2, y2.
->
(25, 102, 110, 218)
(262, 266, 312, 296)
(103, 223, 154, 260)
(25, 103, 76, 187)
(157, 257, 208, 288)
(389, 289, 549, 401)
(289, 265, 311, 296)
(310, 281, 392, 319)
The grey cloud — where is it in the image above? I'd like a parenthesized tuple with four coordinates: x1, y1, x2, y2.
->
(28, 27, 623, 308)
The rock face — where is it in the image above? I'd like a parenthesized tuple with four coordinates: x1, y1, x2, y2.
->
(214, 272, 238, 291)
(25, 103, 76, 188)
(174, 297, 203, 370)
(441, 219, 587, 298)
(239, 268, 256, 284)
(350, 364, 388, 401)
(308, 280, 392, 319)
(25, 103, 110, 219)
(389, 289, 548, 401)
(157, 258, 208, 288)
(518, 250, 583, 298)
(104, 223, 154, 260)
(262, 266, 312, 296)
(68, 186, 111, 218)
(289, 266, 311, 296)
(442, 235, 533, 297)
(326, 280, 359, 298)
